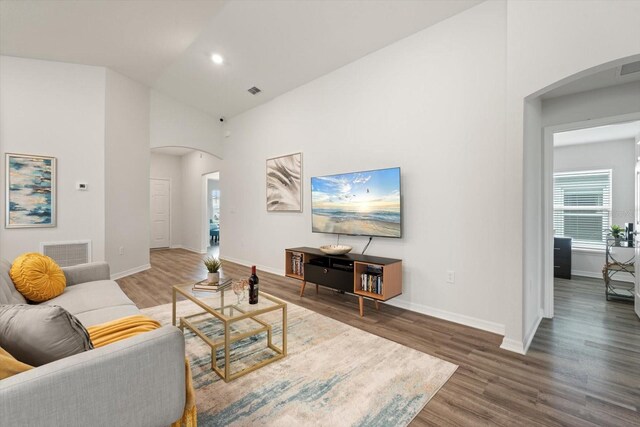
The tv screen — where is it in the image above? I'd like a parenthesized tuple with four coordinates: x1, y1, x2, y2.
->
(311, 167, 401, 238)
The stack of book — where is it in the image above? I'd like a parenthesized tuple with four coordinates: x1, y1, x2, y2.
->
(290, 252, 304, 276)
(360, 266, 383, 295)
(192, 278, 232, 292)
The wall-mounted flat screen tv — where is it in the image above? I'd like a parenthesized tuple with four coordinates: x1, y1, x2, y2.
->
(311, 167, 401, 238)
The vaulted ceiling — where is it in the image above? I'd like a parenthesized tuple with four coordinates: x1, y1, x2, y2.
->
(0, 0, 482, 119)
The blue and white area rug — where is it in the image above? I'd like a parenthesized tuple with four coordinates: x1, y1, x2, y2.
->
(143, 298, 457, 427)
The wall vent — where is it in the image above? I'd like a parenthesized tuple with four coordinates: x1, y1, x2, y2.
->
(41, 240, 91, 267)
(620, 60, 640, 76)
(247, 86, 262, 95)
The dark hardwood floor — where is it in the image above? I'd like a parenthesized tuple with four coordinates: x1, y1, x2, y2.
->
(117, 249, 640, 426)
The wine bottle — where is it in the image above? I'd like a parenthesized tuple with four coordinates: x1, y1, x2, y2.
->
(249, 265, 259, 304)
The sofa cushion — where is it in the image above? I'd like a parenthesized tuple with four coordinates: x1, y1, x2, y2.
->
(75, 305, 141, 328)
(0, 304, 93, 366)
(10, 253, 66, 302)
(0, 259, 27, 305)
(42, 280, 136, 317)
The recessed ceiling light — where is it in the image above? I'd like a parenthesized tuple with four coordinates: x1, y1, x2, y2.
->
(211, 53, 224, 65)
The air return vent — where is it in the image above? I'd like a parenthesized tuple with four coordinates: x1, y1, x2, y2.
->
(41, 240, 91, 267)
(247, 86, 262, 95)
(620, 60, 640, 76)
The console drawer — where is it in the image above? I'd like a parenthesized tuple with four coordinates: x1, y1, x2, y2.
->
(304, 263, 353, 292)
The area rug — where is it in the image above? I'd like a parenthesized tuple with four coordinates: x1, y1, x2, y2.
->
(142, 298, 457, 427)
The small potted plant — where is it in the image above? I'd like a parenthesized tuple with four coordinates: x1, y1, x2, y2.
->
(203, 257, 221, 283)
(610, 225, 624, 246)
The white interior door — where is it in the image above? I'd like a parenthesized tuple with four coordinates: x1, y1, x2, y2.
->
(150, 179, 170, 249)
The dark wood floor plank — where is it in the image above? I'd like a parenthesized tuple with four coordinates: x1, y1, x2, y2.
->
(116, 249, 640, 426)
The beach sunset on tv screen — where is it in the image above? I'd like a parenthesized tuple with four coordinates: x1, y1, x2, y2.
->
(311, 167, 401, 238)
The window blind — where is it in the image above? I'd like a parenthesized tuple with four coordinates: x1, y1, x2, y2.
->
(553, 170, 611, 249)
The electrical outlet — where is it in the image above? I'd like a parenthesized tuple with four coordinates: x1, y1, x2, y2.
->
(119, 246, 124, 256)
(446, 270, 455, 284)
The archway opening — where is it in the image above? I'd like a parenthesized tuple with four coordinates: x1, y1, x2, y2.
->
(522, 55, 640, 353)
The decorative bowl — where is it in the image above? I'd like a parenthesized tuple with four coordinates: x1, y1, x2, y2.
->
(319, 245, 353, 255)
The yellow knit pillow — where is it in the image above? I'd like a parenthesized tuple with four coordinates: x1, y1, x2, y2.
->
(0, 346, 32, 380)
(10, 253, 66, 302)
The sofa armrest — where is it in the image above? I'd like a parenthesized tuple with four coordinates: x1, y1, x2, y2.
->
(0, 326, 186, 427)
(62, 262, 110, 286)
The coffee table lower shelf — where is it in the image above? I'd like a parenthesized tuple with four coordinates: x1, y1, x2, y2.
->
(172, 286, 287, 383)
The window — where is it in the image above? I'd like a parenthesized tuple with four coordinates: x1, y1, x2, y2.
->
(553, 170, 611, 249)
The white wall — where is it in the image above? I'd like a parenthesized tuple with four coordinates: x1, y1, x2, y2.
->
(150, 90, 224, 158)
(222, 0, 508, 335)
(554, 139, 636, 279)
(522, 97, 543, 347)
(220, 0, 640, 351)
(542, 81, 640, 127)
(105, 69, 151, 278)
(150, 152, 184, 248)
(0, 56, 106, 262)
(508, 0, 640, 353)
(180, 151, 222, 253)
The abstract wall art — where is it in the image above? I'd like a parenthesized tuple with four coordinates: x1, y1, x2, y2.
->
(5, 153, 56, 228)
(266, 152, 302, 212)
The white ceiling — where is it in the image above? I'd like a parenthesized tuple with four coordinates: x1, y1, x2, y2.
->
(542, 63, 640, 100)
(554, 121, 640, 147)
(151, 146, 195, 157)
(0, 0, 225, 84)
(0, 0, 482, 119)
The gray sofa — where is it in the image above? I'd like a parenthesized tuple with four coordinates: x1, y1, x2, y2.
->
(0, 260, 186, 427)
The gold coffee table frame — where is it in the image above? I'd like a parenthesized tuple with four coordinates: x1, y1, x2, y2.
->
(172, 284, 287, 382)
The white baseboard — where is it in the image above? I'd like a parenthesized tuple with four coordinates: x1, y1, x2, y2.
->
(170, 244, 183, 249)
(220, 256, 517, 350)
(180, 246, 206, 255)
(572, 269, 633, 283)
(500, 337, 525, 354)
(387, 299, 506, 336)
(111, 264, 151, 281)
(220, 255, 284, 277)
(221, 256, 506, 337)
(523, 309, 544, 353)
(499, 309, 544, 355)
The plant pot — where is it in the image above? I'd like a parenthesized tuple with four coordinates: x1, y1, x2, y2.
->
(207, 272, 219, 283)
(614, 237, 621, 246)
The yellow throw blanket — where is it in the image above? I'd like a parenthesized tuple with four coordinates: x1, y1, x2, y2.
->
(0, 346, 32, 380)
(87, 315, 196, 427)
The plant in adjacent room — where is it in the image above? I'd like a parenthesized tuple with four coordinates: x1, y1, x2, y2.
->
(610, 225, 624, 238)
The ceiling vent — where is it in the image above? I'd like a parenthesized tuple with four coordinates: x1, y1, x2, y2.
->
(247, 86, 262, 95)
(620, 60, 640, 76)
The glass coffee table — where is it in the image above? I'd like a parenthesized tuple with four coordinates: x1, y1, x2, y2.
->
(172, 283, 287, 382)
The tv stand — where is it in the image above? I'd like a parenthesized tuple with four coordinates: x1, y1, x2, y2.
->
(285, 247, 402, 316)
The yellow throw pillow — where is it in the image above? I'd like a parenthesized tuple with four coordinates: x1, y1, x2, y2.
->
(0, 346, 32, 380)
(10, 253, 66, 302)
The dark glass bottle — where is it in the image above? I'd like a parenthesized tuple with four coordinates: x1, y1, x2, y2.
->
(249, 265, 259, 304)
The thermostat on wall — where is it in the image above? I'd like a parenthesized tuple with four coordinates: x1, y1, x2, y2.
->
(76, 182, 88, 191)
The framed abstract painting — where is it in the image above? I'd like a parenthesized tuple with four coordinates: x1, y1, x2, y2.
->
(266, 152, 302, 212)
(5, 153, 57, 228)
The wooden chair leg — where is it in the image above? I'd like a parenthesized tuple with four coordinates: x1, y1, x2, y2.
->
(374, 300, 380, 310)
(359, 296, 364, 317)
(316, 284, 319, 294)
(300, 281, 306, 297)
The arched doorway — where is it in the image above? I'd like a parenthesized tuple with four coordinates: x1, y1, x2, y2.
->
(149, 146, 223, 257)
(522, 55, 640, 352)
